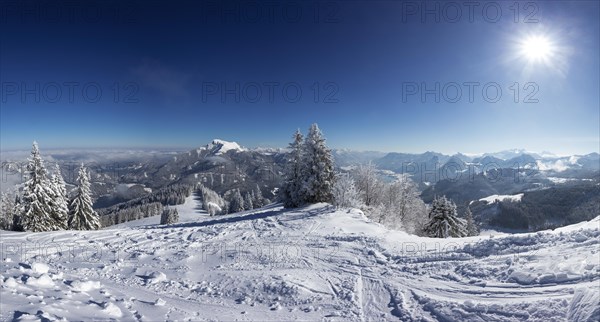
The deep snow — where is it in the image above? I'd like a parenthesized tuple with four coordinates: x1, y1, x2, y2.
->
(1, 196, 598, 321)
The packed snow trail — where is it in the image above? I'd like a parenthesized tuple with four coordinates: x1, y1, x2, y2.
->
(1, 199, 598, 321)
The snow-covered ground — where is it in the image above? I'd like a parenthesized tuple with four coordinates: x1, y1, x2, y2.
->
(1, 197, 598, 321)
(476, 193, 524, 204)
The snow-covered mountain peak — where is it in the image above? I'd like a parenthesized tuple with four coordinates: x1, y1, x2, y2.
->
(206, 139, 245, 155)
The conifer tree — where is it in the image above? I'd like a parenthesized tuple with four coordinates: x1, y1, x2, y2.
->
(253, 184, 266, 208)
(68, 165, 101, 230)
(20, 142, 61, 232)
(0, 191, 15, 230)
(50, 164, 68, 229)
(423, 196, 467, 238)
(228, 189, 245, 213)
(244, 192, 253, 210)
(300, 123, 335, 204)
(282, 129, 304, 208)
(465, 206, 479, 237)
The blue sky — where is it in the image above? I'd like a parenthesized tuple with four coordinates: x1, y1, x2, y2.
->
(1, 0, 598, 155)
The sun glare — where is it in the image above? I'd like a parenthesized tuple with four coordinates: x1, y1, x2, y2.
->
(520, 35, 554, 62)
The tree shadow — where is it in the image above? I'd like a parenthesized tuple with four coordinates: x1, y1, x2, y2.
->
(13, 311, 52, 322)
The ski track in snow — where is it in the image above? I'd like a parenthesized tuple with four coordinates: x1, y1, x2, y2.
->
(1, 195, 599, 321)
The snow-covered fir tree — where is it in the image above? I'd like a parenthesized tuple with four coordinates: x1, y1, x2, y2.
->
(20, 142, 63, 232)
(300, 123, 335, 204)
(244, 192, 253, 210)
(228, 189, 245, 213)
(282, 129, 304, 208)
(332, 172, 362, 209)
(423, 196, 467, 238)
(0, 191, 15, 230)
(252, 184, 266, 208)
(465, 206, 479, 237)
(68, 165, 101, 230)
(50, 164, 68, 230)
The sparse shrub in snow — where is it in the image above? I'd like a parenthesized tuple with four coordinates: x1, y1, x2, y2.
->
(160, 206, 179, 224)
(332, 172, 362, 209)
(423, 196, 467, 238)
(68, 165, 101, 230)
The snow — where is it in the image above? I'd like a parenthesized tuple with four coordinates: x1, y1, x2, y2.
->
(31, 262, 49, 275)
(475, 193, 524, 204)
(568, 288, 600, 321)
(208, 139, 245, 155)
(145, 271, 167, 285)
(69, 280, 102, 292)
(25, 274, 55, 288)
(1, 204, 598, 321)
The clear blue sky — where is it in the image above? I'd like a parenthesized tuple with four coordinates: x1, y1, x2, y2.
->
(1, 0, 598, 155)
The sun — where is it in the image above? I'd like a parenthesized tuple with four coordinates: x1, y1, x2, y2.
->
(519, 35, 554, 62)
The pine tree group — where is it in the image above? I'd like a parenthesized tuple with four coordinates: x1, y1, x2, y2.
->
(423, 196, 467, 238)
(160, 206, 179, 225)
(5, 142, 104, 232)
(282, 124, 334, 208)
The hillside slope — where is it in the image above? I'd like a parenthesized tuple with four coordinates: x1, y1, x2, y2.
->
(1, 202, 598, 321)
